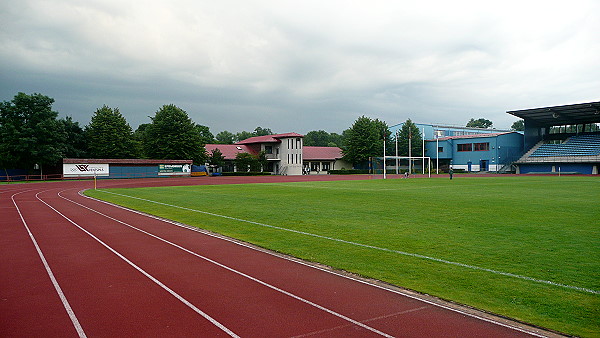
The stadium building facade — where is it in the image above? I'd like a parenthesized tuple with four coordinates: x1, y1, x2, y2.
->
(205, 133, 351, 175)
(425, 132, 524, 172)
(391, 101, 600, 174)
(389, 122, 523, 173)
(389, 122, 514, 141)
(508, 101, 600, 175)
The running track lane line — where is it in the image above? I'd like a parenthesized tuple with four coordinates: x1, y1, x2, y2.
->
(55, 189, 396, 337)
(32, 191, 240, 338)
(97, 190, 598, 295)
(10, 191, 87, 338)
(83, 190, 548, 338)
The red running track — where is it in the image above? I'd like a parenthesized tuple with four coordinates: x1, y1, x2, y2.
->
(1, 176, 553, 337)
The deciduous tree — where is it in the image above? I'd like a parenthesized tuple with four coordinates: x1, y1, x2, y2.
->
(215, 131, 235, 144)
(86, 105, 139, 158)
(234, 152, 256, 172)
(0, 92, 67, 169)
(254, 127, 273, 136)
(397, 119, 423, 157)
(235, 130, 255, 142)
(61, 116, 88, 158)
(195, 124, 214, 144)
(466, 118, 493, 129)
(207, 148, 226, 168)
(304, 130, 331, 146)
(511, 120, 524, 131)
(143, 104, 206, 164)
(342, 116, 391, 165)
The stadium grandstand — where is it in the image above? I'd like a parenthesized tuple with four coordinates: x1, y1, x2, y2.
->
(508, 101, 600, 175)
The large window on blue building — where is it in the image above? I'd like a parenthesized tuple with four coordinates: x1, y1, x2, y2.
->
(457, 143, 472, 152)
(474, 142, 489, 151)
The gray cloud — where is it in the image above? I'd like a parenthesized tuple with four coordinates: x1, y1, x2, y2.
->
(1, 0, 599, 134)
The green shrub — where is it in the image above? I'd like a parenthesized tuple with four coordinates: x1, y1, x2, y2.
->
(329, 169, 370, 175)
(220, 172, 272, 176)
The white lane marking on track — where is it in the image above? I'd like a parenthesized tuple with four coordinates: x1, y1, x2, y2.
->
(11, 190, 87, 338)
(59, 189, 395, 337)
(34, 191, 239, 338)
(83, 191, 550, 338)
(97, 190, 598, 296)
(291, 306, 431, 338)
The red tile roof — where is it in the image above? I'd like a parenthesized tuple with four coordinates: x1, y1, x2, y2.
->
(205, 144, 256, 160)
(303, 146, 343, 160)
(430, 132, 514, 141)
(204, 144, 344, 161)
(236, 133, 304, 145)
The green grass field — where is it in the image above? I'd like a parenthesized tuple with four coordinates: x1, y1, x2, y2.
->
(86, 176, 600, 336)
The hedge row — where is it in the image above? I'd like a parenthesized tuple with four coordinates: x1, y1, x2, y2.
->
(328, 169, 370, 175)
(220, 172, 273, 176)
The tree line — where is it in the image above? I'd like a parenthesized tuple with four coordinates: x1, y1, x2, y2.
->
(0, 93, 280, 170)
(1, 92, 523, 172)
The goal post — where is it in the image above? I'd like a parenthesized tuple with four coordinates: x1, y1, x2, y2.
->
(370, 156, 432, 178)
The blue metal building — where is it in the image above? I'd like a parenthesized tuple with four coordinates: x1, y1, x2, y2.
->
(425, 132, 524, 172)
(389, 122, 523, 172)
(389, 122, 513, 140)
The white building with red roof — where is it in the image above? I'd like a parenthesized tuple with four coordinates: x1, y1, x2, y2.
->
(205, 133, 351, 175)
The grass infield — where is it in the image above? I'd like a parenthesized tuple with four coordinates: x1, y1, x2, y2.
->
(86, 176, 599, 336)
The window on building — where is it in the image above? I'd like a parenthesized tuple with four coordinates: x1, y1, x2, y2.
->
(265, 145, 273, 154)
(438, 147, 444, 153)
(322, 162, 330, 171)
(457, 143, 472, 152)
(474, 142, 489, 151)
(311, 162, 320, 171)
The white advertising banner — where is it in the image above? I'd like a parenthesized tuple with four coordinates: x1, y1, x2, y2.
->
(63, 164, 110, 177)
(158, 164, 191, 176)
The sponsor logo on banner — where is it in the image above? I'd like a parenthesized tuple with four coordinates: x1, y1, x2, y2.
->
(63, 164, 110, 177)
(158, 164, 191, 176)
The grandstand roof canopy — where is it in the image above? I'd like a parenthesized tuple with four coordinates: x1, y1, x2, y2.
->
(507, 101, 600, 127)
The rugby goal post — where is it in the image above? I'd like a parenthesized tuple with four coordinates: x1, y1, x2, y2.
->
(370, 156, 431, 178)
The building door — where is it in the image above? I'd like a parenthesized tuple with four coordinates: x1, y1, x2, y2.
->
(467, 161, 472, 172)
(480, 160, 488, 171)
(266, 162, 274, 173)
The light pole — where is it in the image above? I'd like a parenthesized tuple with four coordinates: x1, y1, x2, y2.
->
(408, 129, 412, 174)
(422, 127, 425, 175)
(395, 130, 399, 175)
(436, 130, 439, 174)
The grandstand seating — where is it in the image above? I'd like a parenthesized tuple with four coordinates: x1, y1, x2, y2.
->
(530, 134, 600, 157)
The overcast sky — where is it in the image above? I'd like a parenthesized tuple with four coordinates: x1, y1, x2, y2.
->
(1, 0, 599, 134)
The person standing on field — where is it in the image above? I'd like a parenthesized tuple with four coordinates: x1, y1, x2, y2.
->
(449, 168, 454, 180)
